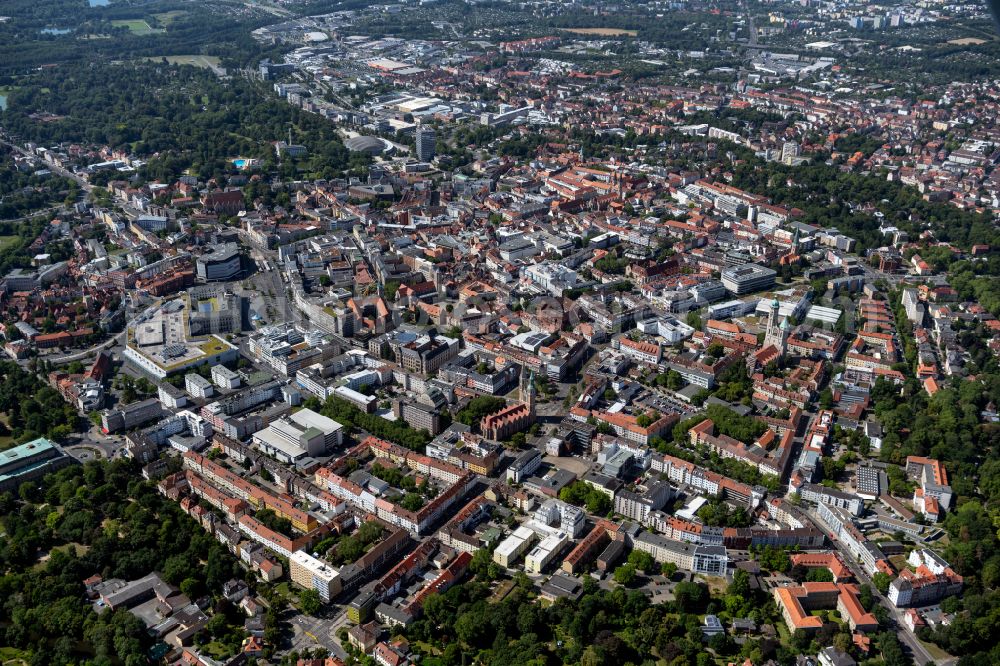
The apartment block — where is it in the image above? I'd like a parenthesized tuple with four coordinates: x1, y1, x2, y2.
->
(290, 550, 342, 603)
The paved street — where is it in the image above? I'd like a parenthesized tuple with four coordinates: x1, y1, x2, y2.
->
(64, 425, 125, 461)
(288, 609, 348, 660)
(803, 509, 947, 666)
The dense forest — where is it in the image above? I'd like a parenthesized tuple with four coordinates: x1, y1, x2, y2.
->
(728, 161, 1000, 252)
(307, 394, 434, 450)
(863, 326, 1000, 666)
(2, 62, 368, 182)
(542, 11, 731, 50)
(0, 360, 81, 442)
(0, 146, 78, 219)
(845, 37, 1000, 86)
(0, 459, 248, 665)
(392, 560, 909, 666)
(0, 0, 280, 74)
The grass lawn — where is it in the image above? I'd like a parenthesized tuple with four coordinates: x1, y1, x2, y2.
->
(0, 236, 20, 252)
(111, 19, 163, 35)
(144, 55, 222, 71)
(34, 543, 91, 569)
(0, 646, 30, 664)
(489, 579, 515, 603)
(775, 620, 792, 646)
(151, 10, 187, 25)
(0, 413, 15, 450)
(274, 581, 296, 601)
(199, 338, 230, 355)
(699, 574, 728, 595)
(919, 637, 952, 661)
(200, 642, 232, 659)
(414, 641, 441, 657)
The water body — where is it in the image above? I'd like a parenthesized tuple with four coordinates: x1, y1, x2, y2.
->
(88, 0, 109, 5)
(40, 28, 72, 35)
(0, 96, 6, 111)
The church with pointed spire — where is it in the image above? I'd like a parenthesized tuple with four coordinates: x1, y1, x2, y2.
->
(763, 297, 789, 357)
(520, 366, 537, 417)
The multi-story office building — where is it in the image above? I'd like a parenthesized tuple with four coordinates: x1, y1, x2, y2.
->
(249, 324, 330, 377)
(252, 408, 344, 463)
(200, 380, 283, 430)
(493, 526, 537, 568)
(632, 531, 728, 575)
(393, 399, 446, 436)
(395, 332, 460, 375)
(524, 532, 569, 574)
(196, 243, 243, 281)
(102, 398, 163, 434)
(533, 499, 586, 538)
(614, 482, 673, 525)
(721, 264, 777, 295)
(816, 503, 892, 577)
(798, 483, 864, 516)
(415, 126, 436, 162)
(183, 286, 244, 337)
(507, 448, 541, 483)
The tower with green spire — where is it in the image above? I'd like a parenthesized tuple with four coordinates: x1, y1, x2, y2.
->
(763, 297, 788, 357)
(522, 368, 537, 416)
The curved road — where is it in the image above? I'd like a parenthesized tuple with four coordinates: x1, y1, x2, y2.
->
(46, 329, 126, 364)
